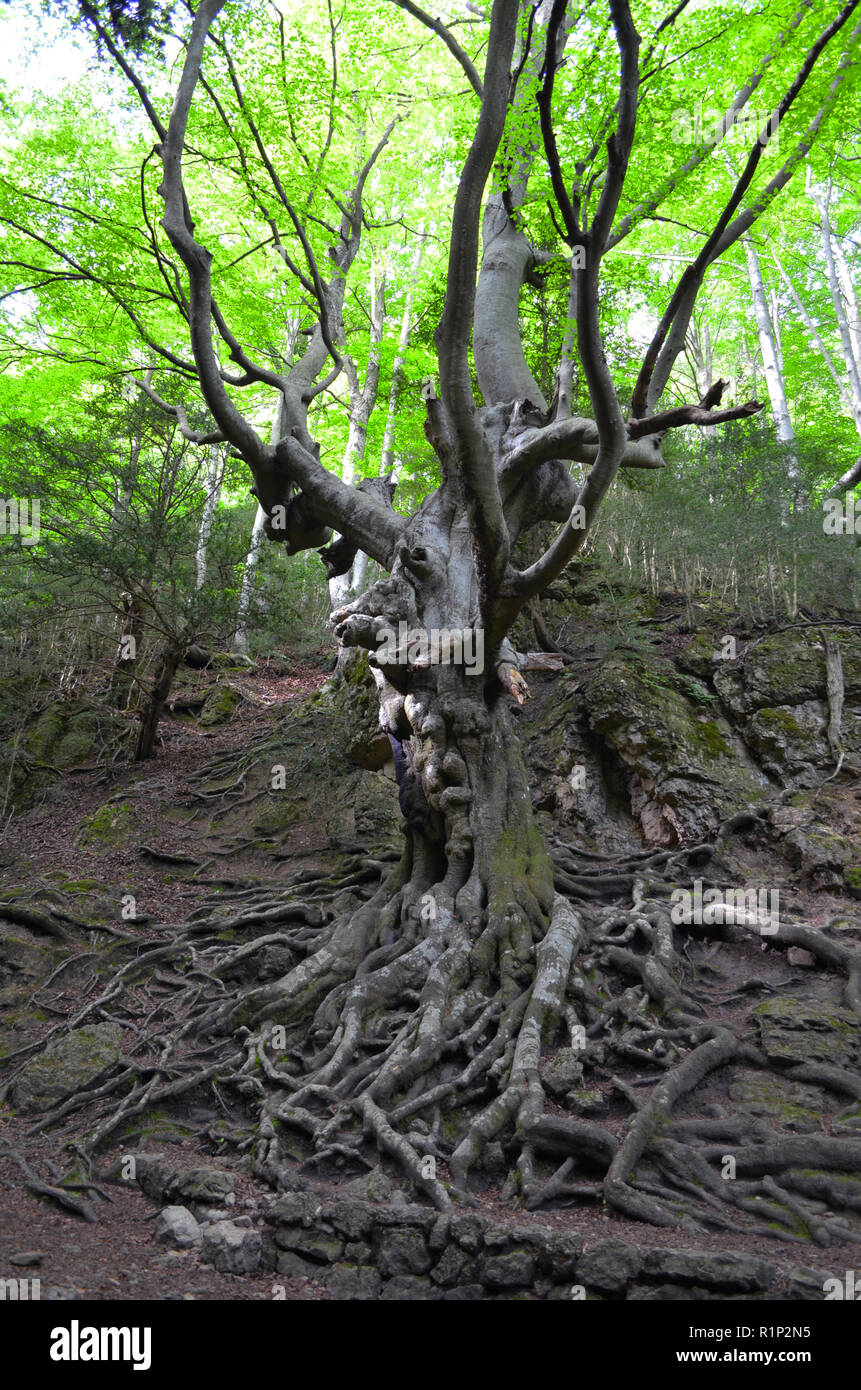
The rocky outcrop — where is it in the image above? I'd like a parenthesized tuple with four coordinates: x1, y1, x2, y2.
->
(10, 1023, 123, 1114)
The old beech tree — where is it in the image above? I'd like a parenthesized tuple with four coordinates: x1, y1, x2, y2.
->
(36, 0, 861, 1222)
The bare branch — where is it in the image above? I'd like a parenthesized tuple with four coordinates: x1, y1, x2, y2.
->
(132, 376, 225, 444)
(385, 0, 484, 97)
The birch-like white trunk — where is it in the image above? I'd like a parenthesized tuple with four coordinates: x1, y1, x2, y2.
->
(744, 238, 798, 476)
(345, 229, 429, 597)
(195, 443, 223, 590)
(328, 260, 387, 606)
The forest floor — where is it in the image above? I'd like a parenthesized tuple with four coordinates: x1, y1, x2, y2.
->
(1, 640, 860, 1300)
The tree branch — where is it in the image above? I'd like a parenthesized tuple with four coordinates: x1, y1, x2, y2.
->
(385, 0, 484, 97)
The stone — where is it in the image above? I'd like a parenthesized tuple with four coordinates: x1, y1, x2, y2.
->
(168, 1166, 235, 1208)
(754, 996, 861, 1068)
(268, 1191, 322, 1227)
(200, 1220, 261, 1275)
(129, 1153, 178, 1203)
(585, 653, 767, 845)
(375, 1227, 432, 1277)
(380, 1275, 440, 1300)
(430, 1245, 478, 1287)
(728, 1069, 826, 1132)
(198, 685, 242, 727)
(786, 1267, 831, 1301)
(482, 1249, 537, 1289)
(542, 1047, 584, 1097)
(154, 1206, 201, 1250)
(641, 1249, 775, 1293)
(428, 1215, 451, 1252)
(276, 1251, 319, 1280)
(10, 1023, 123, 1114)
(324, 1264, 382, 1300)
(567, 1087, 605, 1116)
(539, 1233, 582, 1281)
(343, 1166, 393, 1203)
(744, 702, 831, 788)
(325, 1199, 374, 1242)
(450, 1215, 484, 1252)
(628, 1284, 723, 1301)
(343, 1242, 373, 1265)
(577, 1239, 641, 1294)
(787, 947, 816, 968)
(275, 1226, 344, 1264)
(196, 1207, 234, 1225)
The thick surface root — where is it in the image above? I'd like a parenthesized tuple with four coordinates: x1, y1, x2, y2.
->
(4, 821, 861, 1245)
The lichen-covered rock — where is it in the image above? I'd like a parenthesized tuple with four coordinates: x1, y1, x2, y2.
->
(170, 1166, 235, 1206)
(745, 701, 832, 787)
(754, 996, 861, 1067)
(728, 1069, 826, 1132)
(10, 1023, 123, 1113)
(343, 1166, 393, 1203)
(524, 679, 638, 853)
(128, 1155, 235, 1208)
(275, 1226, 344, 1264)
(713, 630, 861, 719)
(641, 1249, 775, 1293)
(482, 1248, 537, 1289)
(200, 1220, 261, 1274)
(783, 822, 857, 889)
(0, 698, 125, 815)
(430, 1245, 480, 1287)
(154, 1206, 202, 1249)
(324, 1263, 382, 1300)
(374, 1225, 432, 1277)
(198, 684, 242, 727)
(380, 1274, 440, 1300)
(577, 1239, 641, 1293)
(541, 1046, 584, 1097)
(275, 1251, 320, 1279)
(584, 655, 768, 844)
(78, 800, 138, 847)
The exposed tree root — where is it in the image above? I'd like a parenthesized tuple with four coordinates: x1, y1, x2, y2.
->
(3, 815, 861, 1246)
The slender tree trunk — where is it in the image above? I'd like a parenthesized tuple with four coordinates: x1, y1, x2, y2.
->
(348, 229, 429, 597)
(809, 172, 861, 413)
(108, 591, 144, 708)
(134, 642, 183, 761)
(744, 238, 799, 480)
(196, 443, 223, 590)
(329, 261, 387, 606)
(108, 368, 152, 699)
